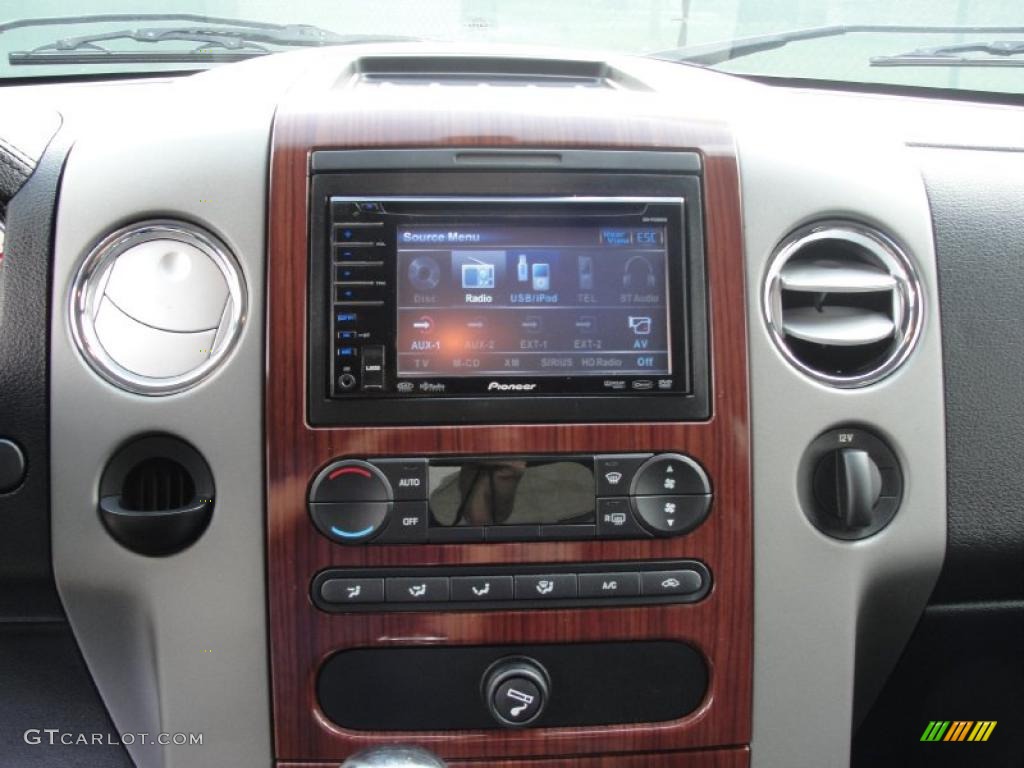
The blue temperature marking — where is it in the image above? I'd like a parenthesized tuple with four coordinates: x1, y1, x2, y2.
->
(330, 525, 374, 539)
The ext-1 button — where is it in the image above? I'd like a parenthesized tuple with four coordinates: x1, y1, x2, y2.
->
(641, 569, 703, 596)
(578, 572, 641, 598)
(596, 498, 650, 539)
(386, 577, 450, 603)
(515, 574, 577, 600)
(320, 578, 385, 604)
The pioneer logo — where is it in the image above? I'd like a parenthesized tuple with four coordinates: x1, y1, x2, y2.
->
(487, 382, 538, 392)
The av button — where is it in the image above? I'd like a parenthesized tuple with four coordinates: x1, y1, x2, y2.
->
(632, 495, 711, 536)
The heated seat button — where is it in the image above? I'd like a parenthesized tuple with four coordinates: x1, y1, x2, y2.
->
(632, 453, 711, 496)
(578, 572, 641, 598)
(451, 575, 514, 602)
(386, 577, 450, 603)
(320, 578, 385, 604)
(310, 502, 391, 544)
(641, 569, 704, 596)
(632, 495, 711, 536)
(310, 460, 391, 503)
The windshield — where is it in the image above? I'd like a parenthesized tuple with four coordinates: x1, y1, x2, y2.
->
(1, 2, 1021, 97)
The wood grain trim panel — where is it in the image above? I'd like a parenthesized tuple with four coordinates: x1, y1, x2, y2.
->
(267, 83, 750, 762)
(280, 744, 750, 767)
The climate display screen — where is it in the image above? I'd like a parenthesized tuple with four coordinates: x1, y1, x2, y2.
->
(395, 223, 672, 378)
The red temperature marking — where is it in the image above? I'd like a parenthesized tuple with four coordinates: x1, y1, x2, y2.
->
(328, 466, 372, 481)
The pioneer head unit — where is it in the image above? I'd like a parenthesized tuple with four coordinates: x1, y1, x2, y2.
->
(308, 170, 708, 425)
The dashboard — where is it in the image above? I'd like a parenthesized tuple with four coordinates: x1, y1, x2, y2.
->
(0, 42, 1021, 768)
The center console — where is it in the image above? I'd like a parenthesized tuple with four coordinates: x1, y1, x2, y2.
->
(267, 95, 750, 766)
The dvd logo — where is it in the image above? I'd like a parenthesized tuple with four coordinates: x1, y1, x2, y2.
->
(487, 382, 538, 392)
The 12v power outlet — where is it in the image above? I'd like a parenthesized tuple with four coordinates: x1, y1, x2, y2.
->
(799, 426, 903, 540)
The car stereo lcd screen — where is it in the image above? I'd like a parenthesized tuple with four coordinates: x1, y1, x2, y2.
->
(395, 223, 672, 378)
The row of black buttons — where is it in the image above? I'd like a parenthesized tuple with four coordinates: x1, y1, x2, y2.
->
(312, 561, 711, 613)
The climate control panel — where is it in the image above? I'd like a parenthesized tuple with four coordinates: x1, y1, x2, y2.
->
(307, 453, 713, 545)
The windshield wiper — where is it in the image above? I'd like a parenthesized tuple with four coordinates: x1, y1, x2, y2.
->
(654, 24, 1024, 66)
(871, 40, 1024, 67)
(3, 14, 418, 66)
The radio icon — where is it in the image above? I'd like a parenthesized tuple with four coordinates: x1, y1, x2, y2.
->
(462, 260, 495, 289)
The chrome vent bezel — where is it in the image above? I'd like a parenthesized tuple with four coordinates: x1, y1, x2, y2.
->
(69, 220, 246, 396)
(763, 221, 923, 388)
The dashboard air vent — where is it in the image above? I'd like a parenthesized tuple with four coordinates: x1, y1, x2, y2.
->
(764, 222, 923, 387)
(70, 220, 246, 395)
(121, 457, 196, 512)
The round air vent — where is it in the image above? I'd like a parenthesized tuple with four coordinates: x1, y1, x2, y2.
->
(70, 220, 245, 395)
(764, 221, 923, 387)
